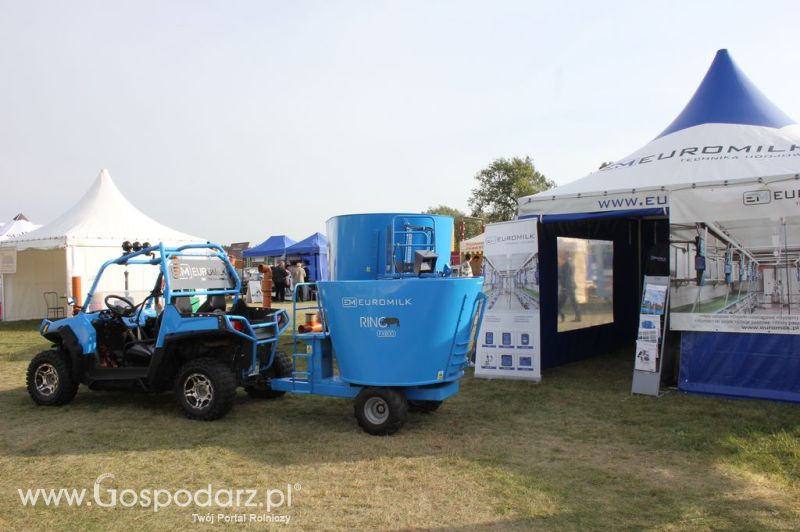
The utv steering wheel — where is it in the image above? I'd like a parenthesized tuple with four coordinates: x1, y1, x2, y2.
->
(105, 294, 135, 317)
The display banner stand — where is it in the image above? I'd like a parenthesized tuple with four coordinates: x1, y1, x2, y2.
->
(632, 276, 670, 396)
(474, 218, 541, 381)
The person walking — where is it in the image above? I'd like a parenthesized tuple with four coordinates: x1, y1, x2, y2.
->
(558, 252, 581, 322)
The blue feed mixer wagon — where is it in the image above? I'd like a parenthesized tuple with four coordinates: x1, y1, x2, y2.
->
(273, 213, 487, 435)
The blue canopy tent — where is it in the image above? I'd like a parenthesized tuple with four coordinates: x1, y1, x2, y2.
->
(517, 49, 800, 403)
(242, 235, 296, 259)
(285, 232, 329, 281)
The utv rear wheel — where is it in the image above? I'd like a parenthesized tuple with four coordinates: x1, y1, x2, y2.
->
(26, 350, 79, 406)
(354, 387, 408, 436)
(175, 358, 236, 421)
(245, 351, 292, 399)
(408, 400, 442, 413)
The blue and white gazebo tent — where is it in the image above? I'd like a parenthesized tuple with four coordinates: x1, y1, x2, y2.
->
(242, 235, 296, 260)
(517, 49, 800, 402)
(285, 232, 329, 281)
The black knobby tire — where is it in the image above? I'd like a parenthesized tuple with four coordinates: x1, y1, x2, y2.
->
(245, 351, 292, 399)
(26, 350, 79, 406)
(408, 400, 442, 414)
(354, 387, 408, 436)
(175, 358, 237, 421)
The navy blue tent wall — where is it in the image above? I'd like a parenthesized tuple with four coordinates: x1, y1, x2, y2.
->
(533, 213, 668, 369)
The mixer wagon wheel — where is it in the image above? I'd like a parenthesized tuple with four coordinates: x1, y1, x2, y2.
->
(408, 400, 442, 413)
(354, 387, 408, 436)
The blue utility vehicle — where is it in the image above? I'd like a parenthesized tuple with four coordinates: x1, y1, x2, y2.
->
(28, 242, 289, 420)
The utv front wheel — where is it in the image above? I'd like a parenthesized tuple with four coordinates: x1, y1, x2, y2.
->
(354, 387, 408, 436)
(26, 350, 79, 406)
(175, 358, 236, 421)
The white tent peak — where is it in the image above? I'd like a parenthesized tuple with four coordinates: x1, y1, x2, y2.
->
(0, 214, 41, 241)
(7, 169, 204, 249)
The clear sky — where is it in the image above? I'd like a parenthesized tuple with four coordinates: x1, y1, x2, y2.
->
(1, 0, 798, 245)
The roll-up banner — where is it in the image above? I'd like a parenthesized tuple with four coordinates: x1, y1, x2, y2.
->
(475, 219, 541, 381)
(670, 182, 800, 334)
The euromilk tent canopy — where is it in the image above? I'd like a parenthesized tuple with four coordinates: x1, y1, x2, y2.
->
(519, 49, 800, 218)
(1, 169, 204, 320)
(516, 49, 800, 402)
(286, 232, 329, 281)
(243, 235, 296, 258)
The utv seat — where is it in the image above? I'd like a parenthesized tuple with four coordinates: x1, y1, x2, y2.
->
(124, 341, 155, 366)
(197, 294, 227, 314)
(172, 296, 193, 314)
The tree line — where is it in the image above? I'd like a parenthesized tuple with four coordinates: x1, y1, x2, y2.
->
(424, 156, 555, 241)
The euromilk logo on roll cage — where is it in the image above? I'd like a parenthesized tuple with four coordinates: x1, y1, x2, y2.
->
(596, 194, 668, 210)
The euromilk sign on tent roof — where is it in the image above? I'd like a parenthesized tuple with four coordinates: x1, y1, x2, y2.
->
(518, 49, 800, 218)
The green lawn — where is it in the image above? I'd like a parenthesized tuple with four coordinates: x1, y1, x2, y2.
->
(0, 319, 799, 530)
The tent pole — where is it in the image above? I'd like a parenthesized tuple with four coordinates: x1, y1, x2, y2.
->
(784, 218, 792, 315)
(637, 219, 642, 299)
(65, 247, 71, 306)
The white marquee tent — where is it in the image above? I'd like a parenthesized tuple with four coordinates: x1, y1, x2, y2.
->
(0, 214, 41, 242)
(1, 169, 204, 320)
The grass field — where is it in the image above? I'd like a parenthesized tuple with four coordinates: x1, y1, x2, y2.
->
(1, 318, 799, 530)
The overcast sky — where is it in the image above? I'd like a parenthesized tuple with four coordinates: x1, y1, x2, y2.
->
(1, 0, 798, 245)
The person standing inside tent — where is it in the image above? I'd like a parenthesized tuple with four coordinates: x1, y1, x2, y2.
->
(272, 261, 289, 303)
(469, 252, 483, 277)
(302, 261, 311, 299)
(558, 251, 581, 322)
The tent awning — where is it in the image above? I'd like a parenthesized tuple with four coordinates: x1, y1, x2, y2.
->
(459, 233, 484, 253)
(285, 232, 328, 255)
(243, 235, 296, 258)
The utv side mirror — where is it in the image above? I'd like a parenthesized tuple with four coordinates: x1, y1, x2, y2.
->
(66, 297, 76, 306)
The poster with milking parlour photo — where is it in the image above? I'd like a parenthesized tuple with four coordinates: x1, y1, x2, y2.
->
(669, 183, 800, 335)
(474, 218, 541, 381)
